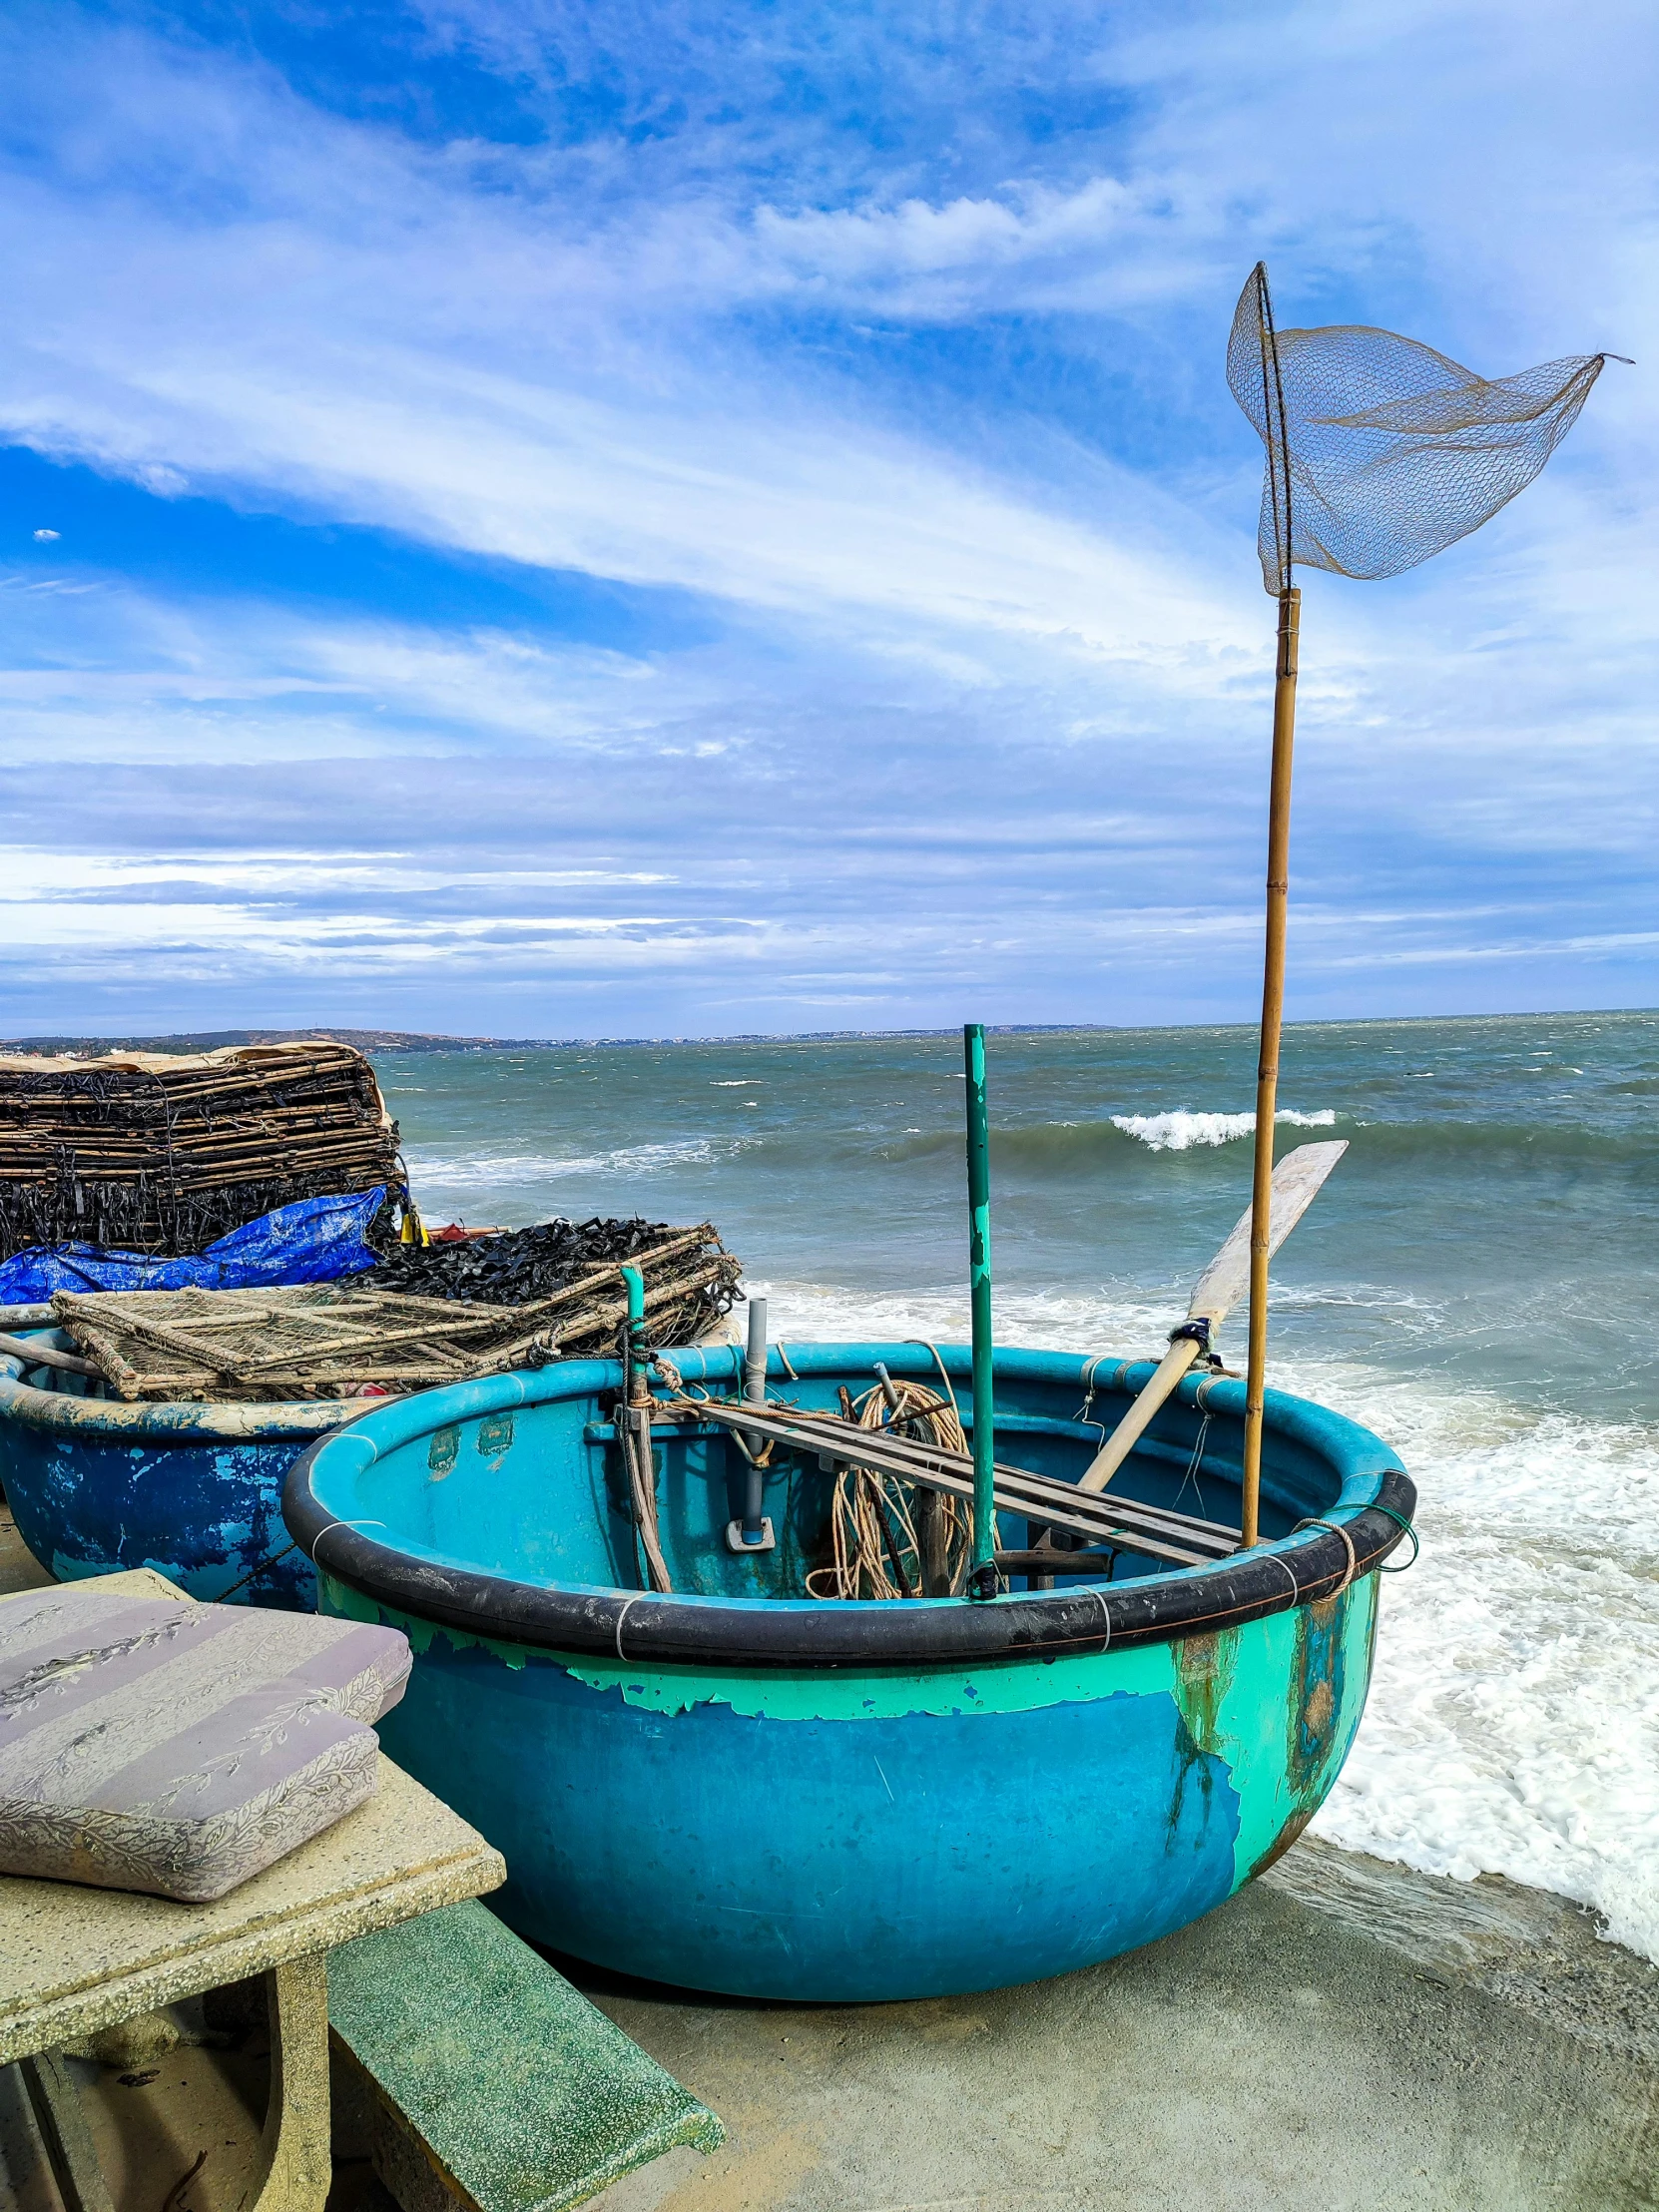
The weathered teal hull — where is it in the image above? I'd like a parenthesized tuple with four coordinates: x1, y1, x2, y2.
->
(289, 1343, 1410, 2001)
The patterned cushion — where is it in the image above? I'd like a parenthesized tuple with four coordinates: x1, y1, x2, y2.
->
(0, 1585, 411, 1901)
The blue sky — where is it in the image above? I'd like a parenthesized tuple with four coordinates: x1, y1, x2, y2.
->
(0, 0, 1652, 1039)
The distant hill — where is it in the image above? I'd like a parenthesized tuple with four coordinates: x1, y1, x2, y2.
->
(1, 1021, 1116, 1059)
(0, 1027, 543, 1057)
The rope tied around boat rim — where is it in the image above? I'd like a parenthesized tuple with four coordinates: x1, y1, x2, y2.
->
(1293, 1515, 1358, 1593)
(210, 1502, 399, 1603)
(1294, 1500, 1417, 1579)
(1073, 1354, 1134, 1445)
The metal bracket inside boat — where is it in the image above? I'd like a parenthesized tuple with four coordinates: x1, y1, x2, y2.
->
(725, 1516, 777, 1553)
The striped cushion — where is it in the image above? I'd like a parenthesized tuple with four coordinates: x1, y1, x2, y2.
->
(0, 1585, 410, 1901)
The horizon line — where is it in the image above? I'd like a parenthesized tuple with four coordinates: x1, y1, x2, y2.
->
(4, 1004, 1656, 1057)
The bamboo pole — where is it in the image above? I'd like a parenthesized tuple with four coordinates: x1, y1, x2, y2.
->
(963, 1023, 998, 1598)
(619, 1261, 673, 1592)
(1241, 586, 1301, 1546)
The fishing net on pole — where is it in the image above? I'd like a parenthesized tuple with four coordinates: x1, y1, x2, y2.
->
(1221, 259, 1623, 1544)
(1228, 263, 1623, 593)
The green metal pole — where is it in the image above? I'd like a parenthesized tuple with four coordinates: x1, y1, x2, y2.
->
(963, 1023, 997, 1600)
(621, 1264, 648, 1402)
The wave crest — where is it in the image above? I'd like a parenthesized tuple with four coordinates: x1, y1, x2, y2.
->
(403, 1136, 752, 1187)
(1111, 1108, 1338, 1153)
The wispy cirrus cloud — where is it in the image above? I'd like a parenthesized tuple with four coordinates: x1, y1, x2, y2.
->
(0, 0, 1651, 1036)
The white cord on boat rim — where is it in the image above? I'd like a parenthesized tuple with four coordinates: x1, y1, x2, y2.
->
(311, 1515, 387, 1561)
(1092, 1582, 1112, 1652)
(1261, 1549, 1301, 1605)
(1074, 1354, 1132, 1444)
(614, 1591, 649, 1662)
(1296, 1515, 1358, 1593)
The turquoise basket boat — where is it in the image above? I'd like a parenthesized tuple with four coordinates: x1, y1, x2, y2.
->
(284, 1342, 1413, 2002)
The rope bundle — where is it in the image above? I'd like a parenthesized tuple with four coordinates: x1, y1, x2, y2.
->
(805, 1378, 972, 1601)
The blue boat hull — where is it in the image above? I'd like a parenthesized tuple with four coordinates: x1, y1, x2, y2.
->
(295, 1343, 1409, 2000)
(0, 1324, 357, 1606)
(345, 1590, 1372, 2000)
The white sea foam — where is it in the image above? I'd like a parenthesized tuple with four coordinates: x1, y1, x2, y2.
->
(1112, 1108, 1338, 1152)
(751, 1277, 1659, 1963)
(1280, 1359, 1659, 1965)
(403, 1135, 750, 1192)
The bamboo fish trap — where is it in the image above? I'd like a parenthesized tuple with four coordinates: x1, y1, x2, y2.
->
(0, 1040, 400, 1261)
(51, 1226, 740, 1401)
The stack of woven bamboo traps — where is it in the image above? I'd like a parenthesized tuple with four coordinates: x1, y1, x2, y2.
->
(0, 1040, 399, 1260)
(50, 1226, 740, 1401)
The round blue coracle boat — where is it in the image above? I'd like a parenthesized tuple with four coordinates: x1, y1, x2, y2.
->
(0, 1312, 356, 1607)
(283, 1340, 1413, 2002)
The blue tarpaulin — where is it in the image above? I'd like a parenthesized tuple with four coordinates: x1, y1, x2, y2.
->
(0, 1187, 390, 1304)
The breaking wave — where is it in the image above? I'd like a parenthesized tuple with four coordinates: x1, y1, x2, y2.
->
(1111, 1107, 1338, 1152)
(882, 1108, 1659, 1176)
(403, 1136, 754, 1192)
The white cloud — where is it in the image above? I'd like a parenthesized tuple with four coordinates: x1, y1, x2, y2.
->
(0, 1, 1653, 1032)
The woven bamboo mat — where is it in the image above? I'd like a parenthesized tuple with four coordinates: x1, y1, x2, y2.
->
(51, 1227, 739, 1401)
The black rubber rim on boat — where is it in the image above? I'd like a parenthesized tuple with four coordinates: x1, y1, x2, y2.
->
(283, 1441, 1416, 1670)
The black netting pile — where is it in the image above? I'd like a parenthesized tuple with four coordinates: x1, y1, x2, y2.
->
(369, 1215, 743, 1352)
(371, 1215, 680, 1302)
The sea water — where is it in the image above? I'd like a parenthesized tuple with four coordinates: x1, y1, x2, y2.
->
(381, 1011, 1659, 1960)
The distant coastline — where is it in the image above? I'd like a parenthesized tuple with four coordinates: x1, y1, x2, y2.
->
(0, 1023, 1116, 1056)
(2, 1008, 1652, 1057)
(0, 1027, 545, 1056)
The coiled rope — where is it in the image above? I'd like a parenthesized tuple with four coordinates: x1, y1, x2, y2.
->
(805, 1377, 972, 1601)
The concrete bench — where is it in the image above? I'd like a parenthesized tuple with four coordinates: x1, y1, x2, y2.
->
(0, 1569, 721, 2212)
(329, 1898, 725, 2212)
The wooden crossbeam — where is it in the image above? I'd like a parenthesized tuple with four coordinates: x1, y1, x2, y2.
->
(768, 1403, 1241, 1554)
(659, 1399, 1239, 1566)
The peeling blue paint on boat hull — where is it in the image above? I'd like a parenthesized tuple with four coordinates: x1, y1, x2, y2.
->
(17, 1432, 317, 1605)
(380, 1640, 1246, 1999)
(318, 1572, 1378, 2001)
(0, 1329, 357, 1606)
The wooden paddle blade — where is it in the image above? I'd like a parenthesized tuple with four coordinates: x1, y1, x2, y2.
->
(1186, 1138, 1347, 1328)
(1077, 1137, 1347, 1495)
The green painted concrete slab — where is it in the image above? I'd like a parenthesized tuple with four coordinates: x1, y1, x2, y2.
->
(327, 1899, 724, 2212)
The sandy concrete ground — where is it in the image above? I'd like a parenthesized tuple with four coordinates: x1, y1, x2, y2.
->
(584, 1844, 1659, 2212)
(2, 1507, 1654, 2212)
(0, 1504, 53, 1598)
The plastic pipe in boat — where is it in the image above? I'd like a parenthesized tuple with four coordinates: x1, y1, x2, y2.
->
(727, 1296, 775, 1552)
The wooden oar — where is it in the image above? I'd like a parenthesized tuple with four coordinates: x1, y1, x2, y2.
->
(1078, 1138, 1347, 1494)
(0, 1332, 99, 1378)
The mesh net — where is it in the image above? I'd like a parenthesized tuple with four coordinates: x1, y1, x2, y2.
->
(1228, 263, 1615, 594)
(49, 1226, 740, 1400)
